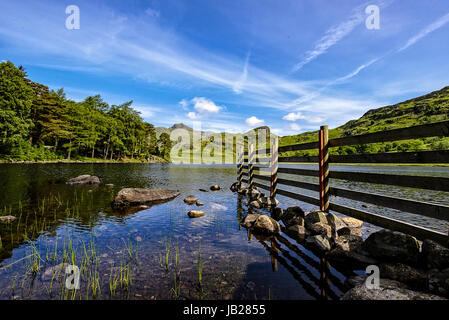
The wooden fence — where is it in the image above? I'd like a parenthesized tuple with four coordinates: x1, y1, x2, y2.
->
(237, 120, 449, 247)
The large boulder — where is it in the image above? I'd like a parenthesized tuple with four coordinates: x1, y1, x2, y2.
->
(252, 215, 281, 235)
(421, 239, 449, 270)
(379, 263, 427, 291)
(341, 279, 447, 300)
(0, 216, 16, 224)
(363, 230, 420, 265)
(113, 188, 180, 207)
(304, 210, 328, 228)
(66, 174, 100, 185)
(427, 268, 449, 298)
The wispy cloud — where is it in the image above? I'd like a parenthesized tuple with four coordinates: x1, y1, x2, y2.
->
(292, 5, 366, 72)
(398, 12, 449, 52)
(233, 51, 251, 94)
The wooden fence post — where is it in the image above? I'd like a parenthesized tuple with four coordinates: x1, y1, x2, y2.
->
(237, 145, 244, 187)
(248, 143, 255, 189)
(270, 137, 279, 206)
(319, 125, 330, 212)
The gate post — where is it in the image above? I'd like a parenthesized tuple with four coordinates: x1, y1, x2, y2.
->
(319, 125, 330, 212)
(237, 144, 244, 188)
(270, 137, 278, 206)
(248, 144, 255, 189)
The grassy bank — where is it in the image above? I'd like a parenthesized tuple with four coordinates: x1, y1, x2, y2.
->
(0, 156, 169, 164)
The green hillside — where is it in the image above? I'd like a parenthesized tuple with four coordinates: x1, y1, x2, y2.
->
(279, 86, 449, 157)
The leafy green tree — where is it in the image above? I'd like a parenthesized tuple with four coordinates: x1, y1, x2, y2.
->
(0, 61, 34, 154)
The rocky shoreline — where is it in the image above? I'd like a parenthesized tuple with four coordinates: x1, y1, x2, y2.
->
(233, 184, 449, 300)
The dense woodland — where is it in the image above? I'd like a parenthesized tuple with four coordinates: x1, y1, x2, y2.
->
(0, 61, 172, 161)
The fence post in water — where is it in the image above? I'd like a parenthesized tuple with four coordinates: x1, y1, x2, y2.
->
(319, 125, 330, 212)
(270, 137, 279, 206)
(248, 143, 255, 189)
(237, 145, 244, 188)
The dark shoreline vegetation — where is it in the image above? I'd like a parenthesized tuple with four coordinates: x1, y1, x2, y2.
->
(0, 61, 172, 163)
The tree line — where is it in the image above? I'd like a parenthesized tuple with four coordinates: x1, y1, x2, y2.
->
(0, 61, 172, 161)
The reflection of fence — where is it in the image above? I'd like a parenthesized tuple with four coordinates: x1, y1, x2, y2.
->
(243, 224, 351, 300)
(237, 121, 449, 246)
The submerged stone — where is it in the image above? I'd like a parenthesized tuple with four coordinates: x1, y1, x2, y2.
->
(188, 210, 205, 218)
(66, 174, 100, 185)
(113, 188, 180, 207)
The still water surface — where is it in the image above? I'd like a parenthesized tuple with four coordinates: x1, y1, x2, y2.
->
(0, 163, 447, 300)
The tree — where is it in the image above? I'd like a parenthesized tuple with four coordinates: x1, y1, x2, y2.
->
(0, 61, 34, 154)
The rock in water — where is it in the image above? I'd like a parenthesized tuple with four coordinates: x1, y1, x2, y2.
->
(427, 268, 449, 297)
(363, 230, 420, 265)
(210, 185, 221, 191)
(241, 214, 260, 228)
(421, 239, 449, 270)
(252, 215, 281, 235)
(196, 201, 204, 207)
(341, 217, 363, 229)
(304, 210, 328, 228)
(341, 279, 447, 300)
(66, 175, 100, 185)
(308, 222, 332, 237)
(271, 207, 284, 221)
(306, 235, 332, 252)
(184, 195, 198, 205)
(188, 210, 205, 218)
(326, 213, 347, 234)
(379, 263, 427, 291)
(113, 188, 180, 207)
(0, 216, 16, 224)
(286, 225, 308, 241)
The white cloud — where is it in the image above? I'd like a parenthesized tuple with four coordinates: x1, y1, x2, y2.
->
(191, 97, 222, 113)
(292, 6, 365, 72)
(233, 51, 250, 94)
(398, 12, 449, 52)
(283, 112, 303, 121)
(187, 112, 199, 119)
(283, 112, 325, 123)
(289, 123, 302, 131)
(246, 116, 265, 127)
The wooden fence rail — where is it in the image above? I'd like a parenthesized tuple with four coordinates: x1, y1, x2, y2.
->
(237, 120, 449, 246)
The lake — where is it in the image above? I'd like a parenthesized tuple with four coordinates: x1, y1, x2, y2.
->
(0, 163, 448, 300)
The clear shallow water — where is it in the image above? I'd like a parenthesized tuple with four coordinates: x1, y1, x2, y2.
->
(0, 163, 447, 300)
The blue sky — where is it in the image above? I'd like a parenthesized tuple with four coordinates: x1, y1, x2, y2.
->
(1, 0, 449, 136)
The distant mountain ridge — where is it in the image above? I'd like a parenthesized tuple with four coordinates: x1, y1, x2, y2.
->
(280, 86, 449, 155)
